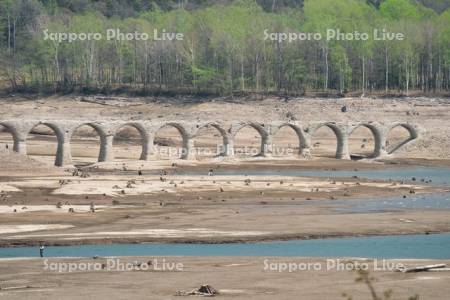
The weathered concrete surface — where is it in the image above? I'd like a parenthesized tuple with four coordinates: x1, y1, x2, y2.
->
(0, 120, 421, 166)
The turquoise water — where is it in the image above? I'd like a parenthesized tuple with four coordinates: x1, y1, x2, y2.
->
(100, 166, 450, 186)
(322, 192, 450, 212)
(207, 167, 450, 186)
(1, 234, 449, 259)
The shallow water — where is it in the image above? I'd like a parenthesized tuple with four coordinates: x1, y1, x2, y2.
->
(93, 166, 450, 186)
(183, 166, 450, 213)
(319, 192, 450, 213)
(1, 234, 450, 259)
(207, 166, 450, 187)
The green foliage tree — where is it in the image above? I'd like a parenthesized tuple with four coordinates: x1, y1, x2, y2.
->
(0, 0, 449, 96)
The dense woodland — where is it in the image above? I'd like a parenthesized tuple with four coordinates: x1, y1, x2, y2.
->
(1, 0, 450, 96)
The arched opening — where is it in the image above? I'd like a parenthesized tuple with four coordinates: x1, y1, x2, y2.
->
(233, 125, 263, 158)
(0, 124, 14, 151)
(70, 124, 102, 166)
(193, 124, 225, 160)
(310, 125, 339, 158)
(386, 124, 415, 154)
(348, 125, 377, 159)
(272, 125, 302, 157)
(153, 124, 186, 160)
(113, 125, 145, 161)
(26, 124, 59, 165)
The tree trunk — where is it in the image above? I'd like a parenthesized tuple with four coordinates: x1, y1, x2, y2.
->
(385, 44, 389, 94)
(405, 56, 409, 96)
(324, 45, 329, 91)
(7, 13, 11, 52)
(255, 52, 260, 91)
(362, 56, 365, 96)
(241, 52, 245, 91)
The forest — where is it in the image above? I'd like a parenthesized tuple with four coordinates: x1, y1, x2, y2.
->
(1, 0, 450, 96)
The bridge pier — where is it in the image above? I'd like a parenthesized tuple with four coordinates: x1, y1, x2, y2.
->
(374, 128, 388, 158)
(55, 137, 72, 167)
(221, 136, 234, 157)
(336, 132, 351, 160)
(181, 137, 195, 160)
(299, 136, 312, 158)
(13, 138, 27, 155)
(99, 135, 114, 162)
(140, 133, 155, 160)
(260, 133, 273, 157)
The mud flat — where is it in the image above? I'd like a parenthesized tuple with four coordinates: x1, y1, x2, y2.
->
(0, 257, 449, 299)
(0, 182, 449, 246)
(0, 150, 449, 246)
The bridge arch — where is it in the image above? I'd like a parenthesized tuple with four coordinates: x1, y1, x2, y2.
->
(70, 123, 108, 138)
(0, 122, 19, 151)
(348, 123, 382, 159)
(271, 123, 306, 156)
(386, 123, 418, 155)
(26, 122, 65, 166)
(152, 122, 190, 159)
(193, 122, 229, 158)
(112, 122, 149, 161)
(308, 123, 345, 159)
(69, 123, 108, 163)
(231, 122, 268, 157)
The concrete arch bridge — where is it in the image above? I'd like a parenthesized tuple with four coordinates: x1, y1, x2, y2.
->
(0, 120, 421, 166)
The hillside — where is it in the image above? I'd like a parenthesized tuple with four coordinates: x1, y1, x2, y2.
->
(1, 0, 449, 97)
(37, 0, 450, 15)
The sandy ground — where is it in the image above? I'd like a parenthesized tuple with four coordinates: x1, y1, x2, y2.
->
(0, 224, 74, 234)
(1, 189, 449, 246)
(0, 151, 448, 246)
(1, 173, 437, 197)
(0, 133, 449, 246)
(0, 257, 449, 299)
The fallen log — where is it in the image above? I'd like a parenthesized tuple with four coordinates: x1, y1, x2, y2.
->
(176, 284, 219, 297)
(0, 285, 30, 290)
(399, 263, 447, 273)
(428, 268, 450, 272)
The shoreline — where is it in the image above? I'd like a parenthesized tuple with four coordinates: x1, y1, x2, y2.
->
(1, 229, 449, 248)
(81, 157, 450, 173)
(0, 257, 448, 261)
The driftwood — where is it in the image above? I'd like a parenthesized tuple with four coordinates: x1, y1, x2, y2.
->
(398, 264, 447, 273)
(0, 285, 30, 290)
(78, 96, 143, 107)
(176, 284, 219, 297)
